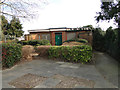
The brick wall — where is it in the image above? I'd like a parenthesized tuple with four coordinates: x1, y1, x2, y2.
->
(62, 31, 67, 43)
(50, 31, 67, 45)
(27, 30, 93, 45)
(30, 34, 38, 40)
(51, 32, 55, 45)
(30, 32, 51, 41)
(76, 31, 93, 45)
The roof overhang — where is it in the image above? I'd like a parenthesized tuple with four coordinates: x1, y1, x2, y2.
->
(28, 28, 70, 33)
(28, 29, 50, 33)
(49, 29, 67, 31)
(28, 28, 92, 33)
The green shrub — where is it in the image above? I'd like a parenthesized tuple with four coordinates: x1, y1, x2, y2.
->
(48, 45, 92, 63)
(92, 28, 105, 51)
(2, 43, 22, 68)
(22, 41, 28, 45)
(28, 40, 39, 46)
(104, 28, 120, 62)
(18, 40, 51, 46)
(40, 39, 51, 45)
(92, 27, 120, 62)
(63, 39, 88, 44)
(36, 44, 40, 46)
(63, 39, 75, 43)
(17, 41, 22, 44)
(78, 39, 88, 43)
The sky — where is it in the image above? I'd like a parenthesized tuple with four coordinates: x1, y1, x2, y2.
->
(22, 0, 117, 34)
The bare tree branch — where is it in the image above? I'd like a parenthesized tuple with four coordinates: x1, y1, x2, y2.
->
(0, 11, 27, 18)
(0, 0, 48, 19)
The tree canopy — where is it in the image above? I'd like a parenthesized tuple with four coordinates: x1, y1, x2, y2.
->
(1, 15, 24, 38)
(9, 17, 24, 37)
(1, 15, 8, 32)
(82, 25, 94, 30)
(96, 0, 120, 49)
(96, 1, 120, 27)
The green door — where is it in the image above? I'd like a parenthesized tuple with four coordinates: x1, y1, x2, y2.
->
(55, 34, 62, 45)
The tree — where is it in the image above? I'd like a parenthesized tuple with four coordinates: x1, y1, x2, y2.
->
(92, 28, 105, 51)
(8, 16, 24, 38)
(0, 0, 48, 41)
(1, 15, 8, 31)
(96, 1, 120, 26)
(1, 15, 8, 34)
(0, 0, 48, 18)
(82, 25, 94, 30)
(1, 15, 24, 39)
(1, 15, 9, 41)
(96, 0, 120, 49)
(104, 26, 116, 51)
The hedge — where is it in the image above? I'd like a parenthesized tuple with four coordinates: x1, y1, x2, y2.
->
(93, 27, 120, 62)
(63, 39, 88, 44)
(18, 40, 51, 46)
(2, 43, 22, 68)
(48, 45, 92, 63)
(92, 28, 105, 51)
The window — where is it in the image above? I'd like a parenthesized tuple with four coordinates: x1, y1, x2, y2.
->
(67, 32, 76, 40)
(42, 34, 50, 41)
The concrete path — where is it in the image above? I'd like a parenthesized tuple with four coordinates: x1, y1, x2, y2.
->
(94, 52, 119, 88)
(2, 52, 119, 88)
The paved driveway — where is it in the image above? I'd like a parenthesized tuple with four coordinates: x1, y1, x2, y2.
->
(2, 52, 118, 88)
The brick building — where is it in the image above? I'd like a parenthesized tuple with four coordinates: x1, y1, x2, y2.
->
(25, 27, 93, 45)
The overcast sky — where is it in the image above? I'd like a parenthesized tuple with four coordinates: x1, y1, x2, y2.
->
(22, 0, 117, 34)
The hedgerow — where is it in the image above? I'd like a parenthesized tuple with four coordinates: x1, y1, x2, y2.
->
(48, 45, 92, 63)
(92, 27, 120, 62)
(2, 43, 22, 68)
(63, 39, 88, 44)
(18, 40, 51, 46)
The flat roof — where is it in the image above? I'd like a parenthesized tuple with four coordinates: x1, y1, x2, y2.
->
(28, 27, 92, 33)
(28, 29, 50, 33)
(28, 28, 72, 33)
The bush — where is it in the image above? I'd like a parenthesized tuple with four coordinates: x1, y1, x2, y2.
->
(63, 39, 75, 43)
(78, 39, 88, 43)
(2, 43, 22, 68)
(40, 40, 51, 45)
(17, 41, 28, 45)
(92, 28, 105, 51)
(104, 28, 120, 62)
(63, 39, 88, 44)
(17, 41, 22, 44)
(28, 40, 39, 46)
(48, 45, 92, 63)
(92, 27, 120, 62)
(62, 42, 84, 46)
(23, 41, 29, 45)
(104, 27, 117, 52)
(18, 40, 51, 46)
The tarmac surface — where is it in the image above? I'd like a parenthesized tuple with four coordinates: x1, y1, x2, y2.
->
(2, 51, 119, 88)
